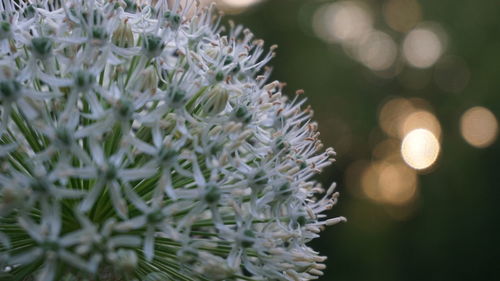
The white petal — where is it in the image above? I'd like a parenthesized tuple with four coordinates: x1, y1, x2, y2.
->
(17, 216, 42, 242)
(52, 187, 86, 199)
(89, 138, 105, 165)
(123, 183, 149, 212)
(126, 136, 157, 155)
(111, 45, 141, 57)
(107, 51, 124, 65)
(64, 167, 96, 179)
(114, 216, 147, 231)
(36, 70, 72, 87)
(79, 180, 104, 212)
(60, 230, 87, 247)
(59, 249, 97, 273)
(109, 235, 142, 247)
(109, 181, 128, 219)
(119, 166, 157, 181)
(16, 99, 39, 120)
(10, 248, 43, 265)
(144, 225, 155, 262)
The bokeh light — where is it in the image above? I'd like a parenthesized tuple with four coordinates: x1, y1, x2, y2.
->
(378, 97, 441, 142)
(361, 162, 385, 203)
(361, 161, 418, 206)
(311, 4, 334, 43)
(383, 0, 422, 33)
(226, 1, 500, 279)
(312, 1, 373, 44)
(401, 110, 442, 139)
(356, 31, 398, 71)
(403, 26, 444, 69)
(378, 98, 414, 137)
(171, 0, 263, 15)
(460, 106, 498, 148)
(401, 128, 440, 170)
(217, 0, 262, 14)
(378, 162, 418, 205)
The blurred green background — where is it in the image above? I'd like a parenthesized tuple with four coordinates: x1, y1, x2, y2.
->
(216, 0, 500, 280)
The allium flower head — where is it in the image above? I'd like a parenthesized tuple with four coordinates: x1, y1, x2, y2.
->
(0, 0, 345, 280)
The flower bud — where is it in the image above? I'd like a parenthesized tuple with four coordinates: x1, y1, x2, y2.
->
(164, 11, 181, 29)
(91, 27, 108, 46)
(114, 99, 134, 120)
(55, 127, 73, 147)
(31, 37, 53, 59)
(232, 105, 252, 124)
(240, 229, 255, 248)
(137, 66, 158, 93)
(142, 34, 164, 57)
(201, 84, 229, 116)
(124, 0, 138, 12)
(112, 20, 134, 48)
(168, 89, 187, 107)
(23, 5, 36, 18)
(114, 249, 138, 274)
(249, 169, 268, 192)
(205, 47, 219, 59)
(74, 70, 95, 92)
(0, 21, 11, 40)
(215, 71, 224, 82)
(204, 184, 220, 204)
(0, 79, 21, 103)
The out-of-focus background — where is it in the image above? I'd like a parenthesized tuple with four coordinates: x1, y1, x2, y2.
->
(209, 0, 500, 280)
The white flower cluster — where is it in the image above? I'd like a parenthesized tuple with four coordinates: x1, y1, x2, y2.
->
(0, 0, 344, 280)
